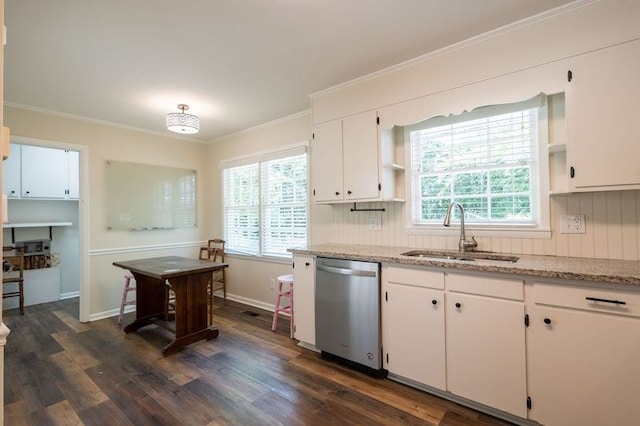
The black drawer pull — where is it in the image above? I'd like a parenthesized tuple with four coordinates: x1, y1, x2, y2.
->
(585, 296, 626, 305)
(431, 299, 437, 305)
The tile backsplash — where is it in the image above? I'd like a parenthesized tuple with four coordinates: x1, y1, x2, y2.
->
(327, 190, 640, 261)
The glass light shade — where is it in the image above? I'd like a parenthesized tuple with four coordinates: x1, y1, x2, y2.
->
(166, 111, 200, 134)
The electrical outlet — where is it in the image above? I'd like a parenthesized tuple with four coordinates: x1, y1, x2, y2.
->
(269, 278, 276, 290)
(369, 216, 382, 231)
(560, 214, 586, 234)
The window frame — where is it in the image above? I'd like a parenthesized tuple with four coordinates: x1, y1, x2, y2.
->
(221, 142, 309, 259)
(404, 96, 551, 239)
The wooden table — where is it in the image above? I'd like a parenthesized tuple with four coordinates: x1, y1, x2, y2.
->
(113, 256, 228, 356)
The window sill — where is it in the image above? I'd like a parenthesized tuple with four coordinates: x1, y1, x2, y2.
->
(225, 252, 292, 265)
(406, 225, 551, 239)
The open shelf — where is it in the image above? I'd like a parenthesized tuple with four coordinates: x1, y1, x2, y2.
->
(3, 221, 73, 242)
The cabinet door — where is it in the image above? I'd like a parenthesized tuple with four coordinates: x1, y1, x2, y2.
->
(529, 306, 640, 426)
(384, 282, 445, 390)
(311, 120, 343, 202)
(3, 143, 21, 197)
(567, 39, 640, 190)
(446, 293, 527, 417)
(21, 145, 68, 198)
(292, 255, 315, 346)
(67, 150, 80, 199)
(342, 111, 379, 201)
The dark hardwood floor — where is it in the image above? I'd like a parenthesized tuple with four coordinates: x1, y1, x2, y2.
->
(3, 298, 514, 425)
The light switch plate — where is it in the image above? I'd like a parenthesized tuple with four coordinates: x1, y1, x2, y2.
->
(560, 214, 586, 234)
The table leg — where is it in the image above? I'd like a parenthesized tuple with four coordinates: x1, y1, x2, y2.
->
(161, 270, 218, 356)
(123, 273, 166, 333)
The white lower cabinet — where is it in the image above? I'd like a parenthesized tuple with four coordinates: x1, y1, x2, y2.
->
(528, 282, 640, 426)
(382, 266, 446, 390)
(445, 273, 527, 418)
(292, 254, 315, 346)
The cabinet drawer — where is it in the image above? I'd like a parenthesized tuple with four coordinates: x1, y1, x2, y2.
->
(383, 266, 444, 290)
(447, 273, 523, 301)
(534, 282, 640, 318)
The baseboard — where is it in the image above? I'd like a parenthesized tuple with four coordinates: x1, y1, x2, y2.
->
(60, 291, 80, 300)
(90, 292, 279, 323)
(90, 305, 135, 322)
(221, 292, 282, 315)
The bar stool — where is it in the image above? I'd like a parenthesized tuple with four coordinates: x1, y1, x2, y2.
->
(271, 274, 294, 338)
(118, 275, 135, 325)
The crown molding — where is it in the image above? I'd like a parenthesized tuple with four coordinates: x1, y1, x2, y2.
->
(309, 0, 594, 99)
(208, 109, 311, 144)
(3, 101, 207, 143)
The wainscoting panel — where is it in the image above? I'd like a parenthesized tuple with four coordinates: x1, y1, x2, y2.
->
(327, 191, 640, 261)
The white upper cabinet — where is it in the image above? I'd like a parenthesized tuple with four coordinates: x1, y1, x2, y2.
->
(3, 142, 21, 197)
(566, 39, 640, 191)
(3, 143, 79, 200)
(341, 111, 379, 201)
(311, 110, 402, 204)
(310, 119, 343, 202)
(21, 145, 69, 198)
(67, 150, 80, 199)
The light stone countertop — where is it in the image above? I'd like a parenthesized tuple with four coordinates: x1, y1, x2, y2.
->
(289, 243, 640, 286)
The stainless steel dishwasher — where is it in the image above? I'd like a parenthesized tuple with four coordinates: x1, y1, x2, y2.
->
(315, 257, 384, 375)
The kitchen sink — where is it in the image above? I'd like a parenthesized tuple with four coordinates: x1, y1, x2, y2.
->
(400, 250, 519, 263)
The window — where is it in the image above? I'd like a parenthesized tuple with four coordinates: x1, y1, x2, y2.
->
(407, 95, 548, 232)
(222, 145, 308, 258)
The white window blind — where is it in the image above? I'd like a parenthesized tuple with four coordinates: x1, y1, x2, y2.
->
(223, 163, 259, 255)
(408, 96, 543, 226)
(222, 146, 308, 257)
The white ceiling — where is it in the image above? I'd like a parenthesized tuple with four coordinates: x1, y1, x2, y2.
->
(4, 0, 576, 142)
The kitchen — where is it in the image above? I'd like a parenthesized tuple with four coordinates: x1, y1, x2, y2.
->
(2, 0, 640, 425)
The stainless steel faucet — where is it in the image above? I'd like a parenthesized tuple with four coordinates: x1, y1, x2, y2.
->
(443, 202, 478, 252)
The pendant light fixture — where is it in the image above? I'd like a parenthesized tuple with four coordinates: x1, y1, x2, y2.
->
(166, 104, 200, 134)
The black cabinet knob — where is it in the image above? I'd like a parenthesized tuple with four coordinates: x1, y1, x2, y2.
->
(305, 262, 310, 267)
(455, 302, 461, 308)
(335, 191, 340, 196)
(432, 299, 437, 305)
(544, 318, 552, 325)
(347, 190, 352, 195)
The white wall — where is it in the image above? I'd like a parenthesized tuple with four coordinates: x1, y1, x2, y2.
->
(311, 0, 640, 124)
(204, 112, 332, 308)
(310, 0, 640, 261)
(4, 0, 640, 320)
(327, 191, 640, 261)
(4, 106, 209, 319)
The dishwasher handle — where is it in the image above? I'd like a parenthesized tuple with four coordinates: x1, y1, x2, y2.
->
(316, 264, 377, 277)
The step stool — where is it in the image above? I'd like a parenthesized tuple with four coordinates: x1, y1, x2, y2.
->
(118, 275, 135, 325)
(271, 274, 294, 338)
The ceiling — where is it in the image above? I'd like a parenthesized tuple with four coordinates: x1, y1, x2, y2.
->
(4, 0, 577, 142)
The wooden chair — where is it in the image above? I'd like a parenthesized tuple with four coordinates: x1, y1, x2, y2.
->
(2, 246, 26, 315)
(117, 275, 135, 325)
(199, 239, 226, 324)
